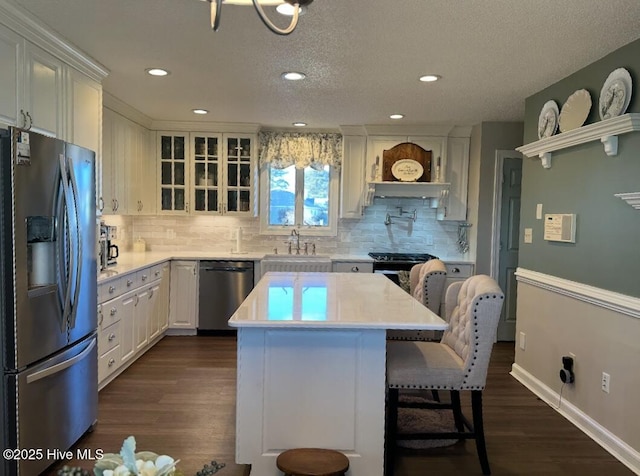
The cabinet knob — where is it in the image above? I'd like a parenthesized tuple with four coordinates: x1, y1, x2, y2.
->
(127, 279, 133, 287)
(351, 266, 359, 272)
(108, 358, 115, 367)
(451, 267, 460, 274)
(108, 333, 116, 342)
(98, 308, 103, 326)
(110, 308, 117, 316)
(141, 274, 148, 281)
(155, 270, 160, 277)
(109, 285, 115, 294)
(149, 289, 154, 298)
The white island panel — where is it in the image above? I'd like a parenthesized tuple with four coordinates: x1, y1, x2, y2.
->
(232, 272, 447, 476)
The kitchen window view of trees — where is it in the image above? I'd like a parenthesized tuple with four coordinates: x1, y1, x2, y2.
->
(268, 165, 330, 227)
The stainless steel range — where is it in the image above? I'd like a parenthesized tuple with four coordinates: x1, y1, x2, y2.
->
(368, 252, 439, 284)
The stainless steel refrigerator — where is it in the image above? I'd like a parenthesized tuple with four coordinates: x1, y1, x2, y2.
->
(0, 127, 98, 476)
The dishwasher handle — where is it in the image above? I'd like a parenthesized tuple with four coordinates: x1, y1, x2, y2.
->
(201, 266, 252, 272)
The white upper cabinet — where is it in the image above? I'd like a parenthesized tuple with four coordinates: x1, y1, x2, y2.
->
(340, 134, 367, 218)
(438, 136, 470, 221)
(102, 108, 155, 215)
(157, 131, 257, 215)
(158, 132, 189, 214)
(0, 23, 21, 127)
(0, 24, 64, 137)
(101, 108, 127, 214)
(23, 42, 64, 137)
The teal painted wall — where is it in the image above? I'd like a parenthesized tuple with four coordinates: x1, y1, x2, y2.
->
(519, 38, 640, 298)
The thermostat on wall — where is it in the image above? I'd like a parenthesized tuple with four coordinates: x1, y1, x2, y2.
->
(544, 214, 576, 243)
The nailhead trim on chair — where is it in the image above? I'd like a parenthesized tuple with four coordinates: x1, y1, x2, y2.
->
(387, 292, 505, 391)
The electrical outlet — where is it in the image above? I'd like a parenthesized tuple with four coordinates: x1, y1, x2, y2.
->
(524, 228, 533, 243)
(519, 332, 526, 350)
(602, 372, 610, 393)
(426, 234, 434, 246)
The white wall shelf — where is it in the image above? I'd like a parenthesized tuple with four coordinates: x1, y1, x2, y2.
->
(364, 181, 449, 206)
(614, 192, 640, 210)
(517, 113, 640, 169)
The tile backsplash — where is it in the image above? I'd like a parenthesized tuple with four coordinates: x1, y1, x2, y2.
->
(102, 198, 468, 259)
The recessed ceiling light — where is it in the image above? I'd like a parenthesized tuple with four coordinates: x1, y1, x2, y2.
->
(419, 74, 441, 82)
(390, 114, 404, 120)
(145, 68, 170, 77)
(192, 109, 209, 115)
(292, 122, 307, 127)
(282, 71, 306, 81)
(276, 3, 306, 16)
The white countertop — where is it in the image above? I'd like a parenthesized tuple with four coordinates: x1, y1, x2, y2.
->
(228, 272, 448, 330)
(98, 251, 375, 283)
(97, 250, 473, 284)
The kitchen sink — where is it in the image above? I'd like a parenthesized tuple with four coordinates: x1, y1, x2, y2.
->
(262, 254, 330, 260)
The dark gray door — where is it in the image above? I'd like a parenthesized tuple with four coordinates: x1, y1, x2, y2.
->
(497, 157, 522, 341)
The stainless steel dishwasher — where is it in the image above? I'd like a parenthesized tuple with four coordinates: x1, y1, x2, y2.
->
(198, 260, 254, 332)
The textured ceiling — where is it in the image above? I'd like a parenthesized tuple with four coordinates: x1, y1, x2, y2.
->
(13, 0, 640, 130)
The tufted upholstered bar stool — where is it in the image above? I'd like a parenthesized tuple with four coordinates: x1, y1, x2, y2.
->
(385, 274, 504, 476)
(276, 448, 349, 476)
(387, 259, 447, 342)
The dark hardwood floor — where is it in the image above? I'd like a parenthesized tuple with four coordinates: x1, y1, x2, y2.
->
(46, 336, 633, 476)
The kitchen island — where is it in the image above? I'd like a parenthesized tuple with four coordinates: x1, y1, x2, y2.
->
(229, 272, 448, 476)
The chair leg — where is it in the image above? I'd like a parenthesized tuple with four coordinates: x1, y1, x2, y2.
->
(450, 390, 465, 432)
(471, 390, 491, 475)
(385, 388, 399, 476)
(430, 389, 441, 402)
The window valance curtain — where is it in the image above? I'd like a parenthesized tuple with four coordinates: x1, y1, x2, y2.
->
(258, 132, 342, 170)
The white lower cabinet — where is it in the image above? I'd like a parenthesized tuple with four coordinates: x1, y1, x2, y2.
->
(169, 261, 198, 332)
(440, 263, 474, 314)
(97, 261, 171, 389)
(119, 292, 136, 365)
(333, 261, 373, 273)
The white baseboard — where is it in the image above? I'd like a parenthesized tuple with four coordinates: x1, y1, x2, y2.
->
(511, 363, 640, 475)
(165, 328, 198, 336)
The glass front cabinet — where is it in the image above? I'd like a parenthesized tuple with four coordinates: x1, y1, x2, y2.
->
(158, 131, 257, 215)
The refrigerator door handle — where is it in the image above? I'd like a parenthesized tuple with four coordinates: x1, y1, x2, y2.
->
(55, 176, 67, 321)
(58, 154, 77, 328)
(25, 337, 96, 384)
(67, 157, 83, 329)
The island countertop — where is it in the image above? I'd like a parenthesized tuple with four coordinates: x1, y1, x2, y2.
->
(228, 271, 448, 330)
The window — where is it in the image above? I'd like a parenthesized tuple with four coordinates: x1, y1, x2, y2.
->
(260, 164, 339, 236)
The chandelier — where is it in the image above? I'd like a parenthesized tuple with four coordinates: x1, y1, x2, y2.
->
(203, 0, 314, 35)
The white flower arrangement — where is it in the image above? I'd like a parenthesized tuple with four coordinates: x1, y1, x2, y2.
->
(93, 436, 183, 476)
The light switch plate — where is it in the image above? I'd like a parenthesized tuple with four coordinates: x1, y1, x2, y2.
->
(524, 228, 533, 243)
(536, 204, 543, 219)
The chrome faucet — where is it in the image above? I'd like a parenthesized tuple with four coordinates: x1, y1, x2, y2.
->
(291, 229, 301, 255)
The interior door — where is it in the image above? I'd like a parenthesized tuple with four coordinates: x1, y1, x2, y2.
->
(497, 156, 522, 341)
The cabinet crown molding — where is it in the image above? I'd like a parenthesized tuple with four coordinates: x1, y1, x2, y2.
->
(363, 124, 455, 136)
(151, 120, 261, 134)
(0, 0, 109, 81)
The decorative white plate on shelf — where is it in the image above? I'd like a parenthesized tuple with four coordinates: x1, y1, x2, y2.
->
(537, 100, 559, 139)
(599, 67, 632, 120)
(559, 89, 592, 133)
(391, 159, 424, 182)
